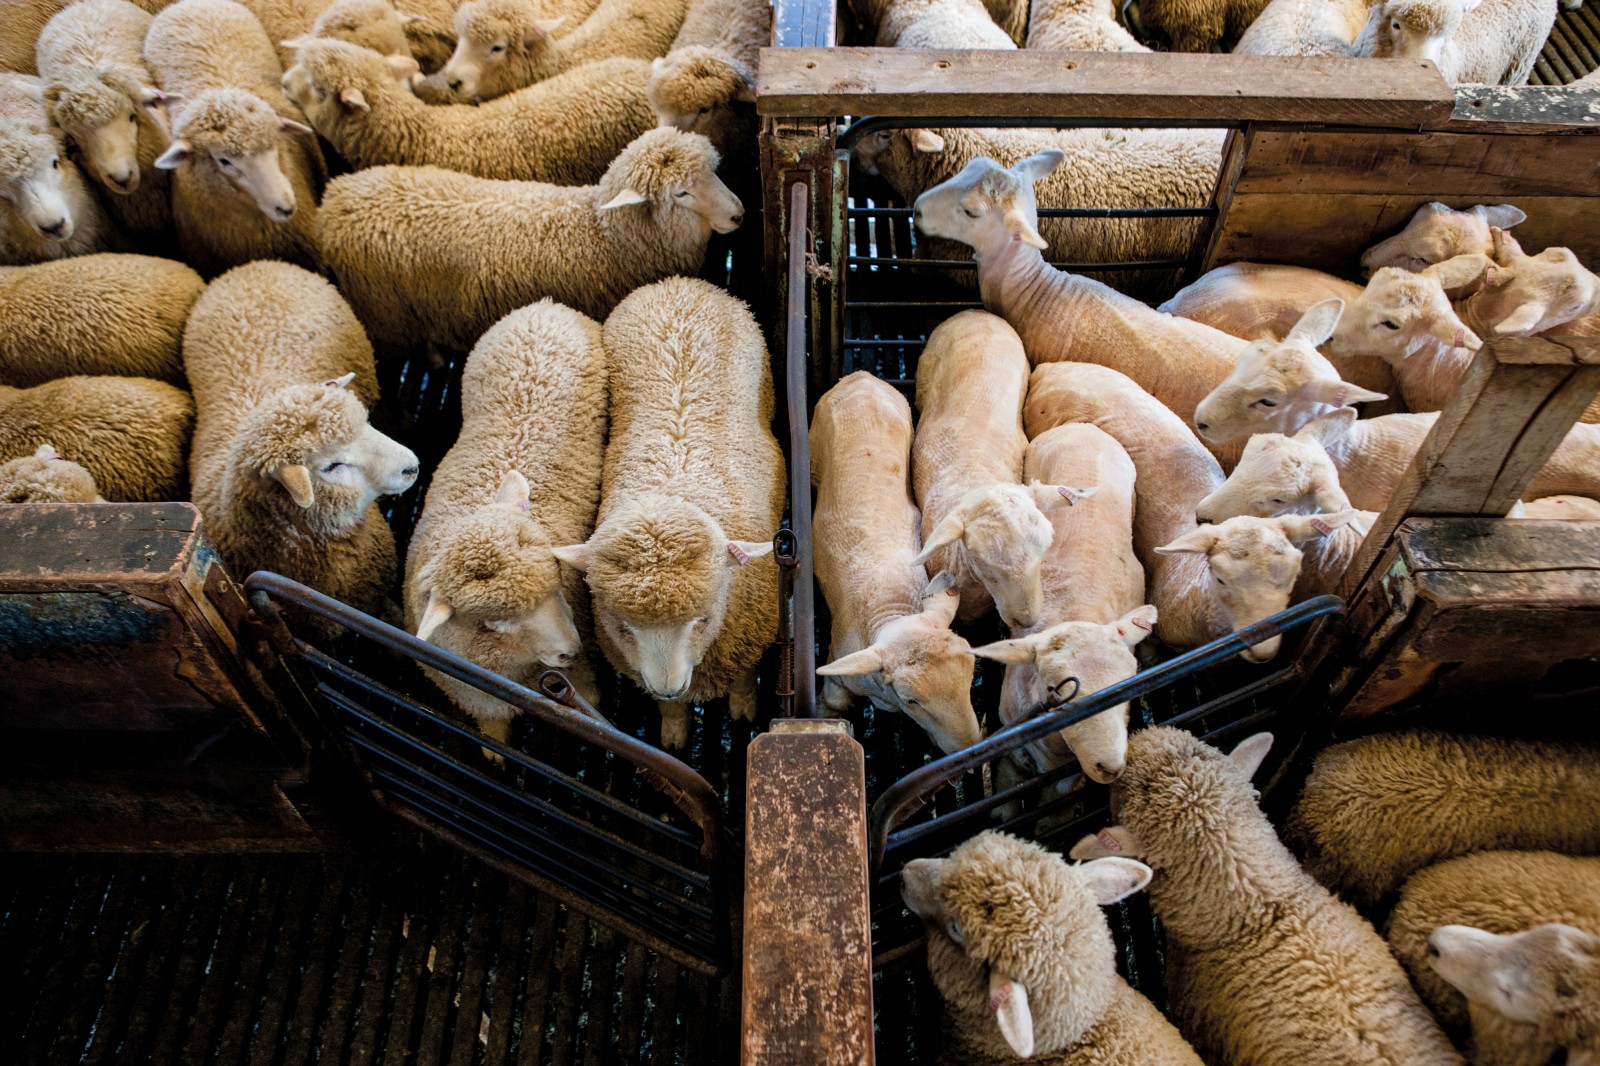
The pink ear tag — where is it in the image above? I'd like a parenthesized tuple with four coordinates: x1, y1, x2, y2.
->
(989, 983, 1013, 1013)
(727, 542, 750, 565)
(517, 500, 533, 512)
(1453, 327, 1466, 348)
(1058, 487, 1078, 506)
(1096, 829, 1122, 853)
(1330, 387, 1348, 408)
(1485, 265, 1499, 287)
(1310, 517, 1333, 536)
(946, 585, 959, 597)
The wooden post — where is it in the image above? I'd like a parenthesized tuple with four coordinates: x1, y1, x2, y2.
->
(742, 719, 875, 1066)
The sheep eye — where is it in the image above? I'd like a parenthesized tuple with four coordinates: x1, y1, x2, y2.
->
(1214, 575, 1227, 586)
(1380, 320, 1401, 331)
(128, 112, 137, 123)
(51, 157, 60, 169)
(1257, 397, 1277, 408)
(1271, 498, 1286, 505)
(698, 105, 710, 114)
(218, 157, 233, 168)
(946, 917, 964, 944)
(673, 189, 690, 199)
(321, 461, 344, 473)
(963, 207, 979, 219)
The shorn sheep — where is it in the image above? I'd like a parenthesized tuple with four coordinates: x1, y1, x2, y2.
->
(184, 261, 417, 625)
(282, 40, 655, 183)
(0, 443, 104, 502)
(35, 0, 174, 243)
(1072, 728, 1464, 1066)
(0, 375, 192, 500)
(810, 371, 982, 756)
(1287, 729, 1600, 907)
(902, 831, 1205, 1064)
(0, 254, 204, 387)
(1361, 201, 1528, 275)
(0, 74, 123, 265)
(404, 300, 608, 749)
(319, 127, 741, 352)
(553, 278, 784, 751)
(145, 0, 324, 277)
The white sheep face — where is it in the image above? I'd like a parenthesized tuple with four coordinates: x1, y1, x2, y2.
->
(598, 171, 745, 235)
(1428, 923, 1600, 1029)
(0, 136, 75, 242)
(1328, 261, 1484, 362)
(72, 105, 144, 193)
(1472, 229, 1600, 336)
(1195, 427, 1351, 522)
(1361, 201, 1526, 276)
(216, 146, 298, 222)
(296, 422, 419, 512)
(48, 75, 164, 195)
(911, 150, 1062, 256)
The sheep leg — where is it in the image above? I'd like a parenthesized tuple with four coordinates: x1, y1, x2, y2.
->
(659, 700, 692, 750)
(729, 669, 759, 723)
(477, 713, 513, 766)
(821, 678, 854, 714)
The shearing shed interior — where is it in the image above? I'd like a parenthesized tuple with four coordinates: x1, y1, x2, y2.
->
(3, 0, 1600, 1061)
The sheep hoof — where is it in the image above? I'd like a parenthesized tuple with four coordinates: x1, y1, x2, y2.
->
(480, 745, 505, 767)
(660, 701, 691, 749)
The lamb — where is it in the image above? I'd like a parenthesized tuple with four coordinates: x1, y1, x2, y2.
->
(0, 443, 105, 502)
(1070, 728, 1465, 1066)
(0, 254, 204, 387)
(282, 39, 655, 183)
(318, 127, 741, 352)
(1134, 0, 1271, 50)
(911, 151, 1252, 465)
(1351, 0, 1555, 85)
(0, 75, 123, 265)
(436, 0, 687, 102)
(35, 0, 174, 243)
(1286, 729, 1600, 908)
(901, 830, 1205, 1065)
(1361, 202, 1528, 276)
(877, 0, 1018, 47)
(1026, 0, 1149, 51)
(404, 300, 607, 750)
(810, 372, 982, 756)
(551, 278, 783, 751)
(145, 0, 324, 277)
(969, 422, 1155, 784)
(1512, 494, 1600, 518)
(1387, 851, 1600, 1037)
(0, 0, 178, 75)
(1455, 228, 1600, 341)
(0, 375, 191, 500)
(1232, 0, 1370, 54)
(912, 310, 1073, 628)
(184, 261, 418, 624)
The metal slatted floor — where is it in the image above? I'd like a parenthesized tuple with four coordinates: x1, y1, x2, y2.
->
(1534, 3, 1600, 84)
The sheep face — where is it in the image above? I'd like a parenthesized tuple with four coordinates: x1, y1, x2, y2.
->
(1469, 228, 1600, 337)
(41, 69, 165, 195)
(852, 127, 946, 177)
(307, 0, 417, 61)
(1365, 0, 1473, 66)
(596, 128, 743, 235)
(1513, 495, 1600, 520)
(438, 0, 563, 102)
(1193, 301, 1386, 444)
(646, 48, 755, 143)
(0, 125, 76, 242)
(1195, 426, 1350, 523)
(1328, 261, 1484, 363)
(1361, 201, 1526, 276)
(1156, 513, 1357, 662)
(0, 443, 103, 502)
(1428, 923, 1600, 1050)
(155, 89, 310, 223)
(901, 831, 1152, 1059)
(816, 571, 981, 755)
(281, 39, 421, 125)
(971, 606, 1158, 783)
(912, 150, 1063, 256)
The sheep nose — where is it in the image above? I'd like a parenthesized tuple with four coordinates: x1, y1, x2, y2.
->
(1196, 513, 1214, 524)
(40, 218, 68, 236)
(448, 78, 462, 91)
(729, 212, 743, 225)
(111, 171, 134, 188)
(400, 464, 420, 480)
(1195, 422, 1210, 432)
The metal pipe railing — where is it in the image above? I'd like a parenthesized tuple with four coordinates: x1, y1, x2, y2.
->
(785, 180, 819, 717)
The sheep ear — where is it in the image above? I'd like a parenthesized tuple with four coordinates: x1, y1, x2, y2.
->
(321, 371, 356, 389)
(726, 539, 775, 566)
(919, 570, 961, 625)
(415, 591, 453, 642)
(1030, 479, 1098, 512)
(1425, 252, 1493, 291)
(1154, 526, 1217, 556)
(1012, 148, 1064, 184)
(385, 54, 421, 79)
(816, 645, 885, 677)
(551, 543, 592, 571)
(599, 188, 648, 210)
(1302, 378, 1386, 408)
(1294, 406, 1357, 448)
(1493, 300, 1546, 336)
(969, 636, 1040, 666)
(279, 114, 314, 134)
(1078, 856, 1154, 905)
(275, 463, 316, 507)
(1490, 225, 1528, 263)
(1227, 732, 1274, 780)
(523, 15, 564, 45)
(338, 87, 370, 112)
(1287, 298, 1345, 347)
(1003, 207, 1048, 250)
(33, 443, 60, 460)
(1113, 605, 1158, 646)
(1069, 825, 1147, 860)
(396, 8, 424, 22)
(910, 511, 966, 567)
(1428, 314, 1481, 351)
(989, 971, 1034, 1060)
(139, 85, 177, 106)
(493, 470, 529, 506)
(153, 138, 192, 169)
(908, 128, 944, 154)
(280, 34, 313, 49)
(1482, 204, 1527, 230)
(734, 80, 757, 103)
(898, 856, 946, 919)
(1277, 508, 1359, 545)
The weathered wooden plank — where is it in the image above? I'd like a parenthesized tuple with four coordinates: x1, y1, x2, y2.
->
(1401, 516, 1600, 572)
(1445, 84, 1600, 133)
(742, 720, 874, 1066)
(756, 48, 1457, 126)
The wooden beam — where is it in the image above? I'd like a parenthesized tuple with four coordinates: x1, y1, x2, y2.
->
(1444, 85, 1600, 134)
(743, 720, 874, 1066)
(756, 48, 1457, 126)
(1340, 336, 1600, 598)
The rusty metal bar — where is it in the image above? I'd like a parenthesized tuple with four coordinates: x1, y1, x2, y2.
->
(786, 181, 819, 717)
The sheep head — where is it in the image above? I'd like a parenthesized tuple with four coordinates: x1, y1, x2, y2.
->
(154, 88, 311, 223)
(1512, 495, 1600, 520)
(40, 67, 170, 195)
(1463, 228, 1600, 337)
(852, 127, 948, 177)
(595, 127, 743, 235)
(305, 0, 417, 63)
(0, 443, 103, 502)
(815, 571, 981, 755)
(439, 0, 565, 102)
(912, 150, 1062, 257)
(1361, 0, 1481, 66)
(647, 47, 755, 150)
(1327, 258, 1485, 362)
(282, 40, 418, 135)
(1193, 300, 1387, 444)
(1360, 201, 1525, 276)
(971, 605, 1157, 783)
(901, 830, 1153, 1059)
(1156, 512, 1359, 662)
(553, 493, 772, 703)
(0, 119, 77, 242)
(227, 376, 418, 533)
(1195, 418, 1352, 523)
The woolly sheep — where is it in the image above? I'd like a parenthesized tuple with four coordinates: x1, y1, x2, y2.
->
(0, 75, 123, 265)
(1352, 0, 1555, 85)
(810, 372, 981, 756)
(0, 443, 105, 501)
(552, 278, 783, 751)
(0, 0, 177, 75)
(1287, 730, 1600, 908)
(1026, 0, 1149, 51)
(1136, 0, 1271, 50)
(282, 39, 654, 183)
(971, 422, 1155, 784)
(238, 0, 414, 69)
(318, 127, 741, 352)
(1388, 851, 1600, 1036)
(1362, 202, 1528, 276)
(647, 0, 766, 159)
(1512, 494, 1600, 518)
(0, 375, 191, 500)
(1071, 728, 1464, 1066)
(1232, 0, 1369, 54)
(912, 311, 1075, 628)
(404, 300, 607, 750)
(184, 261, 417, 623)
(878, 0, 1018, 47)
(145, 0, 324, 277)
(0, 254, 204, 387)
(436, 0, 687, 102)
(35, 0, 174, 242)
(669, 0, 768, 64)
(902, 831, 1204, 1064)
(911, 151, 1251, 466)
